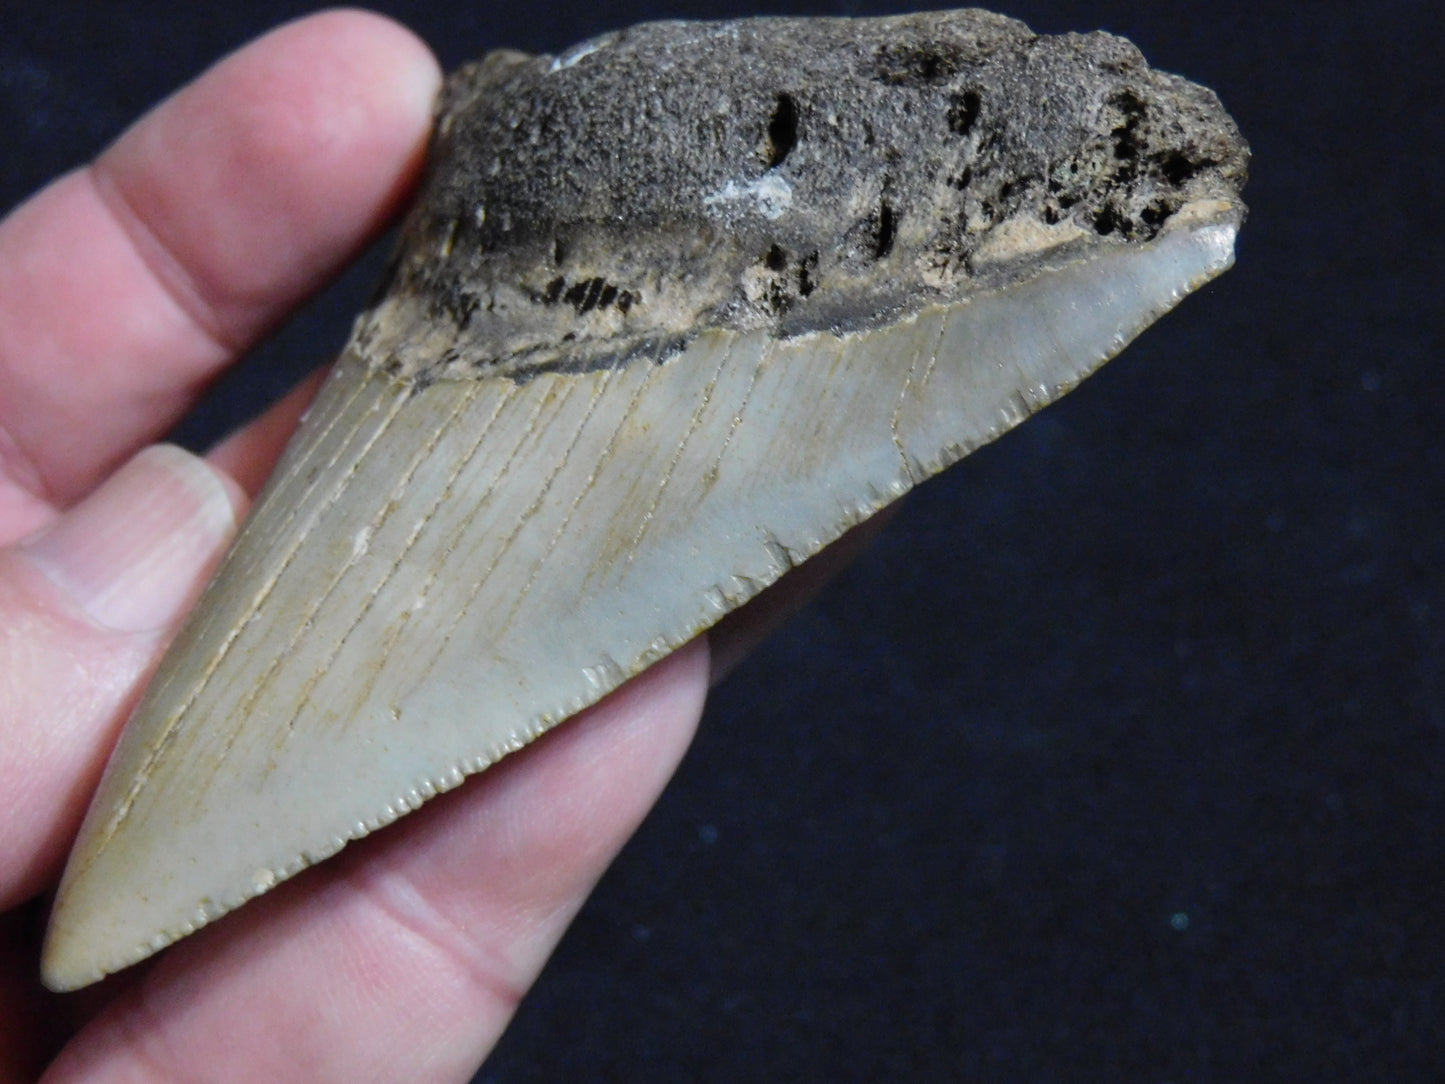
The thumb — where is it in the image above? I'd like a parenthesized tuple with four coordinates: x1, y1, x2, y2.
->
(0, 445, 244, 909)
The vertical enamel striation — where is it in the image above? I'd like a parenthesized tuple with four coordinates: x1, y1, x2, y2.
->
(43, 10, 1246, 990)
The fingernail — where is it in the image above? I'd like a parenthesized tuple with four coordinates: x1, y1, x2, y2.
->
(23, 445, 241, 633)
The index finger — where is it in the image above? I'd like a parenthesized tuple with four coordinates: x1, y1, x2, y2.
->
(0, 11, 440, 507)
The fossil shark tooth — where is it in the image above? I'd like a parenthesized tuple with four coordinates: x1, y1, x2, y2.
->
(41, 9, 1248, 991)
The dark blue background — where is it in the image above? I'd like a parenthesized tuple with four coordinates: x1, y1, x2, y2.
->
(4, 1, 1440, 1079)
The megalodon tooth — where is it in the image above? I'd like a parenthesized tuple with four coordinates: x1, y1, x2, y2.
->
(42, 9, 1248, 991)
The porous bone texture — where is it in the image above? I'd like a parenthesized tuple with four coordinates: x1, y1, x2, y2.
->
(360, 8, 1247, 382)
(43, 10, 1246, 991)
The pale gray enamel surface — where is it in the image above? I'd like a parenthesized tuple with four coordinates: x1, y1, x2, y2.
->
(43, 211, 1236, 990)
(43, 7, 1249, 990)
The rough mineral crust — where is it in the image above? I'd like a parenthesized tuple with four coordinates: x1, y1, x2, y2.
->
(42, 9, 1247, 993)
(358, 9, 1247, 384)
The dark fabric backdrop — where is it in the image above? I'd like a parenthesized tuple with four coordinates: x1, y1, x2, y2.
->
(3, 1, 1441, 1079)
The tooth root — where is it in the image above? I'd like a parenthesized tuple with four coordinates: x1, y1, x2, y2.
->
(43, 4, 1251, 990)
(41, 213, 1235, 992)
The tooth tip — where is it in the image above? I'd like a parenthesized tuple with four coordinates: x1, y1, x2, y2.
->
(42, 842, 197, 992)
(43, 10, 1246, 988)
(47, 209, 1238, 987)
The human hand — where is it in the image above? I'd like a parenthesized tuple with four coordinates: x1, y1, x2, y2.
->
(0, 13, 709, 1080)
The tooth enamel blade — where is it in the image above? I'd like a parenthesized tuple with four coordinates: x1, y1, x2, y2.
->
(43, 9, 1248, 990)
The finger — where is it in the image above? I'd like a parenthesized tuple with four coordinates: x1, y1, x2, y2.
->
(0, 11, 439, 507)
(0, 446, 244, 909)
(47, 638, 710, 1084)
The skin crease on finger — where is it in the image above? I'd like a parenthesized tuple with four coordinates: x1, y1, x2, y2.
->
(0, 12, 702, 1084)
(0, 447, 248, 912)
(41, 639, 710, 1084)
(2, 8, 1091, 1080)
(0, 10, 441, 510)
(0, 8, 441, 918)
